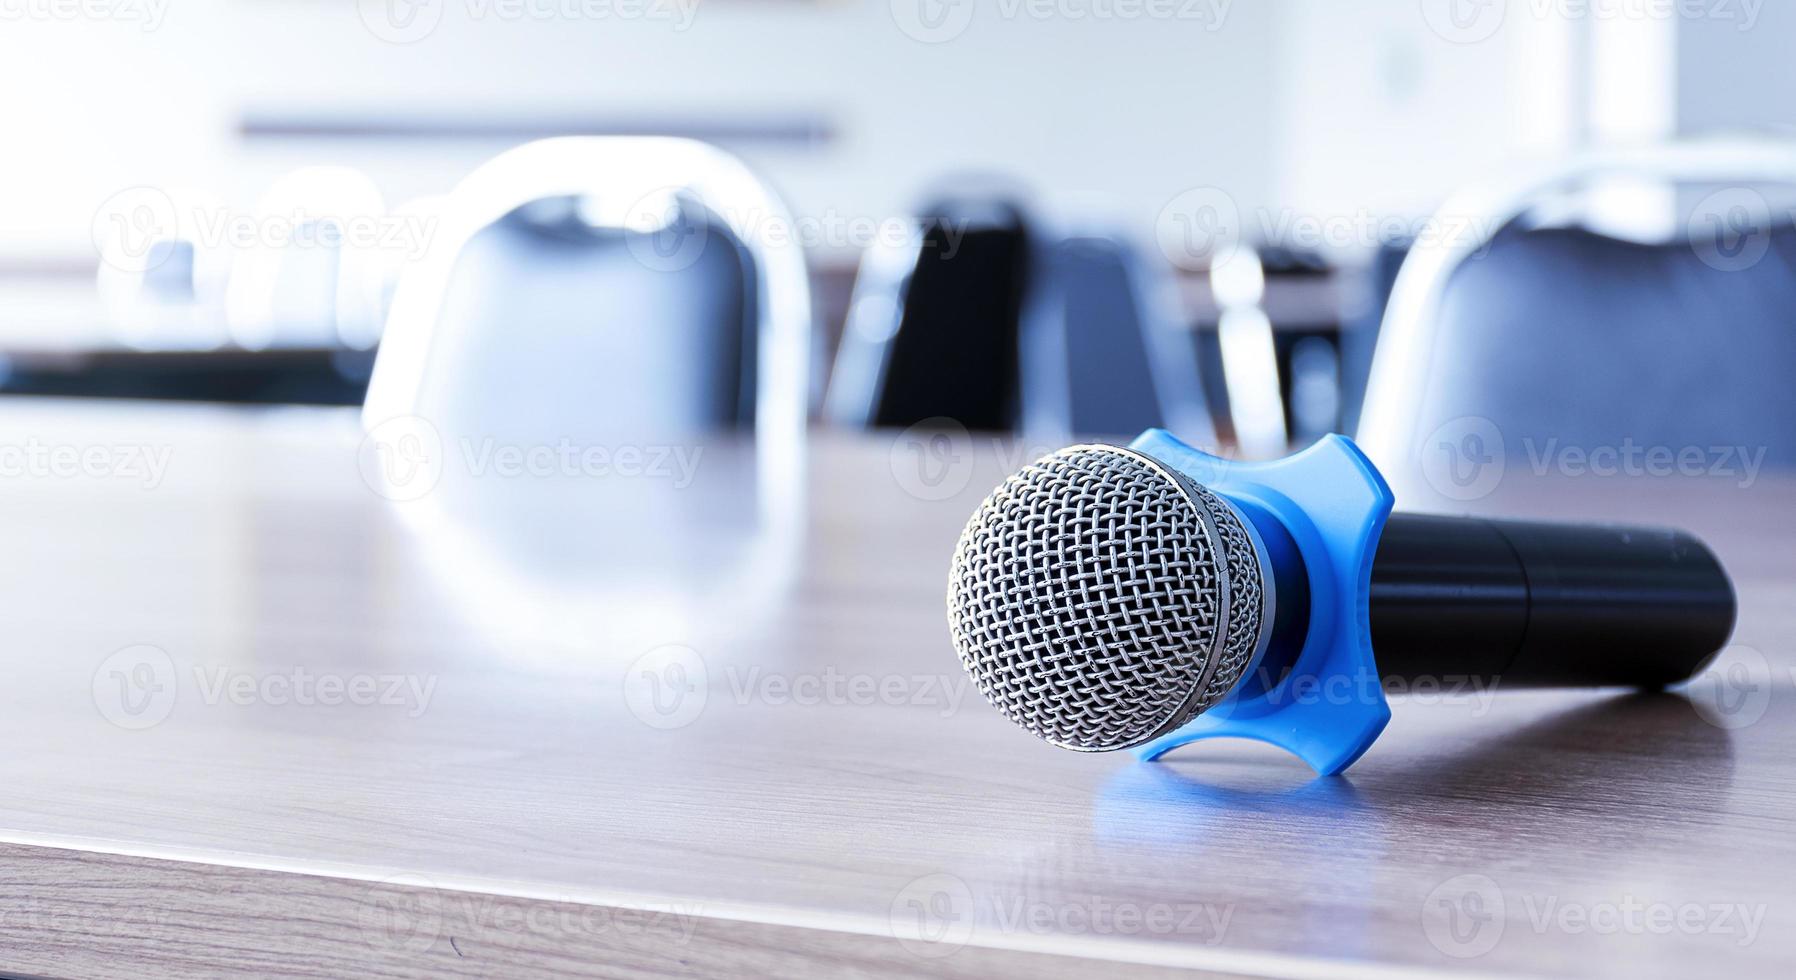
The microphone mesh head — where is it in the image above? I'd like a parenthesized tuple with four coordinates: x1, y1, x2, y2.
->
(946, 445, 1265, 752)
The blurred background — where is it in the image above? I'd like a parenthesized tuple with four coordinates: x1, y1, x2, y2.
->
(3, 0, 1793, 477)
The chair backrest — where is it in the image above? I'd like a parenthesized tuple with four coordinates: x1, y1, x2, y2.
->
(1019, 234, 1215, 443)
(1419, 222, 1796, 466)
(825, 198, 1032, 431)
(1358, 139, 1796, 493)
(365, 137, 810, 469)
(427, 196, 756, 440)
(358, 138, 810, 658)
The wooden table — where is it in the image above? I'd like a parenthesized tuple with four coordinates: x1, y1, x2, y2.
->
(0, 400, 1790, 979)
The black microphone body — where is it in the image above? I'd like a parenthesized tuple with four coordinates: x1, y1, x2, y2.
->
(1362, 513, 1735, 689)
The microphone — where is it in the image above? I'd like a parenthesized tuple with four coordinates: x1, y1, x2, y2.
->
(945, 434, 1736, 773)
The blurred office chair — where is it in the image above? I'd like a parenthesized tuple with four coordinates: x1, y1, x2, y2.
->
(1019, 233, 1216, 445)
(824, 197, 1032, 431)
(362, 136, 811, 659)
(365, 135, 811, 480)
(1358, 139, 1796, 492)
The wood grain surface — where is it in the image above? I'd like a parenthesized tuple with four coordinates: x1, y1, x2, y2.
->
(0, 400, 1789, 979)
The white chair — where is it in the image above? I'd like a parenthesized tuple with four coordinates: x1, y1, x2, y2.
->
(359, 137, 812, 661)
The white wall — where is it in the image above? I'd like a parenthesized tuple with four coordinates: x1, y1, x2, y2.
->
(1267, 0, 1580, 229)
(3, 0, 1790, 278)
(1676, 0, 1796, 136)
(0, 0, 1282, 265)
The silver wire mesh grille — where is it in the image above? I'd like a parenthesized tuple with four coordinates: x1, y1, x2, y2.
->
(1183, 476, 1264, 717)
(945, 446, 1264, 751)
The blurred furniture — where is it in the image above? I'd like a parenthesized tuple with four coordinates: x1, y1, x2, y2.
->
(1019, 233, 1216, 444)
(6, 174, 386, 405)
(224, 167, 390, 351)
(92, 187, 234, 351)
(0, 349, 372, 405)
(1359, 139, 1796, 486)
(365, 137, 810, 460)
(1336, 238, 1410, 436)
(2, 402, 1792, 978)
(824, 197, 1032, 432)
(1208, 246, 1287, 458)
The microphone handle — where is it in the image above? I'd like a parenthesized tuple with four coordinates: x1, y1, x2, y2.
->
(1367, 513, 1735, 688)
